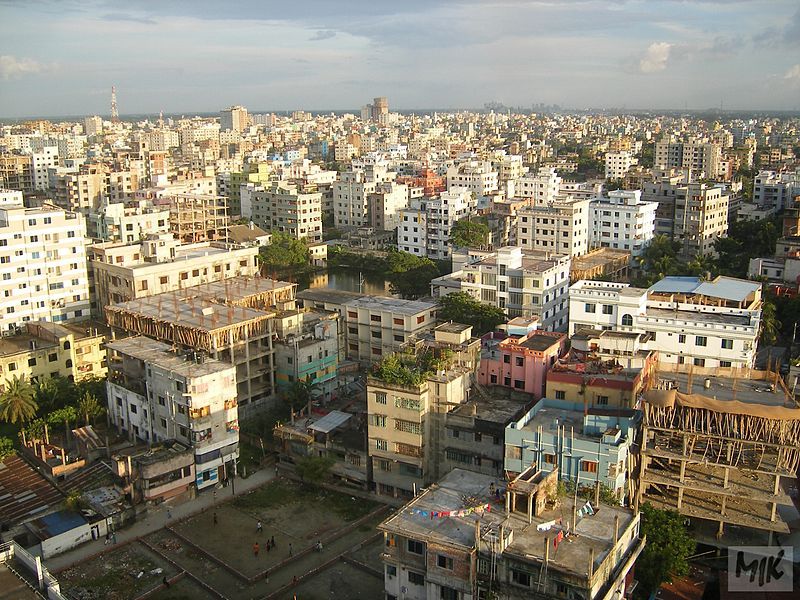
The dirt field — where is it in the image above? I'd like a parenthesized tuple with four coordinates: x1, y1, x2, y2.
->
(59, 479, 388, 600)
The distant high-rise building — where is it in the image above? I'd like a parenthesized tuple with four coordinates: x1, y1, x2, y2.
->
(219, 105, 249, 132)
(84, 115, 103, 137)
(361, 96, 389, 124)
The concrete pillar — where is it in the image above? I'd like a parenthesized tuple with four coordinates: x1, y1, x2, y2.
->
(527, 493, 533, 524)
(35, 555, 44, 590)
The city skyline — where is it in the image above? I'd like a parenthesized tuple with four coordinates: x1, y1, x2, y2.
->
(1, 0, 799, 118)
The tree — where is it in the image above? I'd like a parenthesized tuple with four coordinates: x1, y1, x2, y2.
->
(35, 374, 78, 414)
(438, 291, 507, 336)
(77, 392, 103, 426)
(385, 251, 440, 299)
(258, 232, 310, 273)
(760, 296, 781, 346)
(284, 379, 312, 412)
(450, 217, 490, 249)
(294, 455, 335, 483)
(0, 437, 14, 461)
(47, 406, 78, 442)
(0, 375, 38, 425)
(635, 504, 695, 598)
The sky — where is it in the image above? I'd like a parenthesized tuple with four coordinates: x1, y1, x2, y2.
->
(0, 0, 798, 118)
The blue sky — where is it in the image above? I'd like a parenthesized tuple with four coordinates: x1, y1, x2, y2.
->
(0, 0, 798, 117)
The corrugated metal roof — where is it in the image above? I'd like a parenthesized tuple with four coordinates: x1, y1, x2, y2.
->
(649, 276, 760, 303)
(308, 410, 352, 433)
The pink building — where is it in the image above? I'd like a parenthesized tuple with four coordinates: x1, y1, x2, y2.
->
(478, 331, 567, 399)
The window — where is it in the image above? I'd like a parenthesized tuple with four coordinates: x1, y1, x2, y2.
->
(515, 356, 524, 367)
(408, 571, 425, 586)
(130, 404, 138, 414)
(720, 360, 732, 367)
(503, 354, 511, 364)
(375, 392, 387, 404)
(621, 314, 633, 326)
(544, 453, 556, 464)
(370, 314, 381, 322)
(395, 419, 423, 435)
(416, 315, 425, 324)
(678, 334, 686, 343)
(27, 358, 36, 367)
(514, 379, 524, 389)
(370, 415, 387, 427)
(48, 353, 57, 362)
(555, 390, 566, 400)
(407, 539, 424, 555)
(375, 439, 388, 451)
(597, 395, 609, 405)
(581, 460, 598, 473)
(437, 555, 453, 570)
(694, 358, 706, 367)
(721, 338, 733, 350)
(584, 303, 596, 313)
(695, 336, 707, 347)
(602, 305, 613, 315)
(393, 317, 403, 325)
(440, 587, 459, 600)
(511, 570, 531, 587)
(160, 276, 168, 285)
(386, 565, 397, 577)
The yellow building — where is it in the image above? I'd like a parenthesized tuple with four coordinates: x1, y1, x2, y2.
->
(0, 321, 108, 385)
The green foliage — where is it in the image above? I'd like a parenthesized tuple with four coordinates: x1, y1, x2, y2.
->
(259, 232, 310, 272)
(438, 291, 507, 336)
(635, 504, 695, 598)
(372, 348, 454, 387)
(294, 455, 335, 483)
(0, 436, 14, 461)
(713, 217, 779, 278)
(20, 418, 46, 442)
(47, 406, 78, 428)
(0, 375, 38, 425)
(385, 250, 440, 299)
(35, 375, 78, 415)
(450, 217, 490, 249)
(284, 379, 312, 412)
(759, 296, 781, 346)
(77, 392, 104, 426)
(639, 142, 654, 168)
(65, 491, 84, 511)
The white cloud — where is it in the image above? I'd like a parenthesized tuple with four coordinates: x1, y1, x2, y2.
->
(784, 64, 800, 82)
(0, 55, 51, 79)
(639, 42, 672, 73)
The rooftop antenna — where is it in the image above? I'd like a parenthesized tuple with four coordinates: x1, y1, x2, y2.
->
(111, 86, 119, 123)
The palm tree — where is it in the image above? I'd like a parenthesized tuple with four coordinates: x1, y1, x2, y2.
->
(0, 375, 38, 424)
(77, 392, 103, 426)
(759, 298, 781, 346)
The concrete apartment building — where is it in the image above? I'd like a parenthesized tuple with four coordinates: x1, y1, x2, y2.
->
(104, 277, 296, 417)
(517, 197, 591, 258)
(642, 172, 729, 260)
(168, 193, 229, 244)
(477, 331, 566, 398)
(333, 153, 396, 230)
(654, 138, 721, 179)
(367, 324, 480, 498)
(89, 234, 259, 308)
(0, 202, 91, 331)
(446, 161, 498, 200)
(568, 276, 762, 369)
(273, 307, 340, 396)
(753, 169, 800, 212)
(604, 150, 636, 180)
(250, 180, 323, 242)
(504, 399, 639, 500)
(106, 336, 239, 491)
(379, 468, 643, 600)
(398, 189, 476, 260)
(589, 190, 658, 257)
(432, 247, 571, 330)
(31, 145, 59, 191)
(368, 181, 410, 233)
(87, 200, 170, 242)
(0, 154, 34, 194)
(220, 105, 249, 133)
(344, 295, 438, 363)
(514, 166, 561, 204)
(0, 321, 107, 383)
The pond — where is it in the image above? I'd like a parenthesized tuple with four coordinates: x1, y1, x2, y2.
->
(296, 267, 392, 295)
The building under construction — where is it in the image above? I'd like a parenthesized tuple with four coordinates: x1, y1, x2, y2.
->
(169, 193, 229, 243)
(635, 368, 800, 546)
(104, 276, 296, 417)
(569, 247, 630, 283)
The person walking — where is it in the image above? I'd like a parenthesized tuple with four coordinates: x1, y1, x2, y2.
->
(266, 540, 271, 552)
(253, 542, 260, 557)
(257, 520, 262, 534)
(213, 512, 218, 526)
(270, 535, 275, 548)
(289, 543, 293, 557)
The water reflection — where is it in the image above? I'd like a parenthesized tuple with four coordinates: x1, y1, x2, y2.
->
(295, 267, 392, 295)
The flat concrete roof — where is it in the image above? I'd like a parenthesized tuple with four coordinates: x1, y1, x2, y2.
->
(450, 394, 529, 425)
(435, 322, 472, 334)
(660, 371, 793, 407)
(380, 468, 635, 578)
(519, 332, 564, 352)
(296, 288, 366, 305)
(345, 295, 437, 315)
(646, 307, 751, 326)
(188, 276, 295, 305)
(107, 336, 234, 377)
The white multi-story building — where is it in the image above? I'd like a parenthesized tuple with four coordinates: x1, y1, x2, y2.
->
(655, 138, 721, 179)
(397, 189, 476, 260)
(446, 160, 498, 199)
(87, 200, 170, 242)
(0, 202, 91, 331)
(753, 170, 800, 212)
(106, 336, 239, 490)
(250, 180, 323, 242)
(368, 181, 409, 233)
(84, 116, 103, 137)
(219, 105, 248, 133)
(516, 197, 591, 258)
(433, 247, 571, 330)
(31, 145, 59, 191)
(568, 276, 762, 369)
(589, 190, 658, 256)
(514, 166, 561, 204)
(605, 150, 636, 180)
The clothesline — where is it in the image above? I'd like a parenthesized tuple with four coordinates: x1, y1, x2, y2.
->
(409, 503, 492, 519)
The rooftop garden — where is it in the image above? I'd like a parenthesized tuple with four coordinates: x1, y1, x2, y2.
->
(371, 347, 454, 387)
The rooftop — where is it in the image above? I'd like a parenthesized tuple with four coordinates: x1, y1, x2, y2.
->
(380, 468, 636, 578)
(646, 306, 752, 327)
(434, 322, 473, 335)
(345, 295, 437, 315)
(107, 336, 234, 377)
(656, 371, 795, 408)
(518, 331, 566, 352)
(0, 455, 64, 527)
(186, 276, 295, 307)
(296, 288, 366, 305)
(649, 276, 761, 303)
(449, 393, 530, 425)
